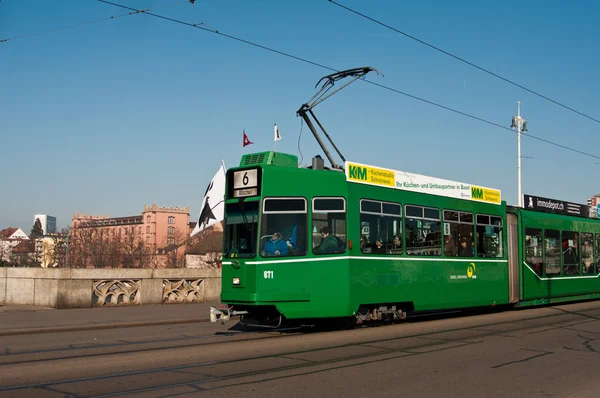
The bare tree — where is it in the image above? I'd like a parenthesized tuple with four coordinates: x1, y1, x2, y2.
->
(163, 228, 191, 268)
(203, 239, 223, 268)
(69, 225, 94, 268)
(118, 226, 141, 268)
(69, 226, 120, 268)
(89, 228, 121, 268)
(0, 241, 13, 267)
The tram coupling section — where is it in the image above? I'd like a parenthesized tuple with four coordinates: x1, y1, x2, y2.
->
(210, 305, 248, 324)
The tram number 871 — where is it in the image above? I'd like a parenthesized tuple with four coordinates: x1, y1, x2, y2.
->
(264, 271, 274, 279)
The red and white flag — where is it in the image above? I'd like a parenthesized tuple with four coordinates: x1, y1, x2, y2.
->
(243, 130, 253, 147)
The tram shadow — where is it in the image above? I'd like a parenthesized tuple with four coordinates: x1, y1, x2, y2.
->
(216, 319, 306, 335)
(404, 305, 512, 324)
(215, 305, 515, 335)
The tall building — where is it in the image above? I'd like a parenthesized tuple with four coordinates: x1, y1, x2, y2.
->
(588, 195, 600, 218)
(34, 214, 57, 235)
(587, 195, 600, 207)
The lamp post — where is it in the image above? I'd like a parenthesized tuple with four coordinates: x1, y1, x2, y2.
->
(511, 102, 528, 207)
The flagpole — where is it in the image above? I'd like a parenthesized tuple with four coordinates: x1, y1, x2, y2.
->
(242, 129, 246, 161)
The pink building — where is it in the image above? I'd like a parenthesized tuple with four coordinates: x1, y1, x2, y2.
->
(142, 204, 191, 248)
(70, 204, 191, 268)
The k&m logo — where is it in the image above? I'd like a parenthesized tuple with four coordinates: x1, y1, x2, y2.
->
(349, 165, 367, 181)
(470, 185, 501, 204)
(467, 263, 477, 279)
(471, 187, 483, 200)
(347, 163, 396, 187)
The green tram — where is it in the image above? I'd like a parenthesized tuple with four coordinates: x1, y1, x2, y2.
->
(213, 150, 600, 325)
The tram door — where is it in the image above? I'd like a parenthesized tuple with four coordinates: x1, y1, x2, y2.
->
(507, 213, 519, 303)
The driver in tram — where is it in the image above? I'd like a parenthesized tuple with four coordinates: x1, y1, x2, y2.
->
(262, 232, 289, 256)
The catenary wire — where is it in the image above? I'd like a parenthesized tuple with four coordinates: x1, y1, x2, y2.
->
(328, 0, 600, 126)
(97, 0, 337, 72)
(96, 0, 600, 161)
(0, 0, 188, 44)
(363, 79, 600, 159)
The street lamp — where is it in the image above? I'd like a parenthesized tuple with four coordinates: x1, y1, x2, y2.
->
(511, 102, 527, 207)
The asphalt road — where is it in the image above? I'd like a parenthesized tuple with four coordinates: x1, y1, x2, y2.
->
(2, 301, 600, 397)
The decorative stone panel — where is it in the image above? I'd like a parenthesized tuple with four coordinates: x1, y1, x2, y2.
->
(163, 279, 203, 303)
(93, 280, 141, 306)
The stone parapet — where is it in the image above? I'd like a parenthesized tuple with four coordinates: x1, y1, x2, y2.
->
(0, 268, 6, 305)
(6, 268, 72, 279)
(153, 268, 221, 279)
(0, 268, 221, 309)
(70, 268, 154, 280)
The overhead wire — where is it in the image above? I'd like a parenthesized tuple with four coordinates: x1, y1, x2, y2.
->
(97, 0, 337, 72)
(0, 0, 188, 44)
(92, 0, 600, 162)
(328, 0, 600, 126)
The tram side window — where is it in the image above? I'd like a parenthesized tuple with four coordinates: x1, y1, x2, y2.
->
(562, 231, 579, 275)
(475, 215, 503, 258)
(443, 210, 474, 257)
(525, 228, 543, 276)
(405, 205, 441, 256)
(360, 200, 402, 254)
(581, 233, 594, 274)
(260, 198, 307, 257)
(312, 198, 346, 255)
(544, 229, 560, 276)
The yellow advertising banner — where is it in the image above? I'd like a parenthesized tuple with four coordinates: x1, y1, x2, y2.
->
(345, 161, 502, 205)
(470, 185, 501, 204)
(347, 162, 395, 188)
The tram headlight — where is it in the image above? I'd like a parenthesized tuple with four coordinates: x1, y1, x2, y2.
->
(232, 277, 240, 286)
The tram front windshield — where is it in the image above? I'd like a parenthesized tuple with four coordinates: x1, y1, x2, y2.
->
(224, 202, 258, 258)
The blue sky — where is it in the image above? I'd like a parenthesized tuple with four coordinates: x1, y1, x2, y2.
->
(1, 0, 599, 232)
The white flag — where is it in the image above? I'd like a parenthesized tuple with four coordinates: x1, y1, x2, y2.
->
(274, 124, 282, 141)
(190, 162, 226, 237)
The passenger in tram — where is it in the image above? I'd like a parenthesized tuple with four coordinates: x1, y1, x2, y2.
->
(360, 234, 374, 253)
(262, 232, 289, 256)
(282, 224, 298, 251)
(374, 236, 388, 252)
(458, 237, 472, 257)
(444, 235, 456, 256)
(562, 237, 579, 274)
(390, 235, 402, 254)
(314, 227, 343, 254)
(360, 234, 369, 249)
(371, 235, 402, 254)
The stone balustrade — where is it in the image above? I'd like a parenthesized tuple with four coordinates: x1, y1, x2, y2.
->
(0, 267, 221, 309)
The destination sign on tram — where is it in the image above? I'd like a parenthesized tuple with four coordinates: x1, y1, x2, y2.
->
(232, 168, 259, 198)
(345, 160, 501, 205)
